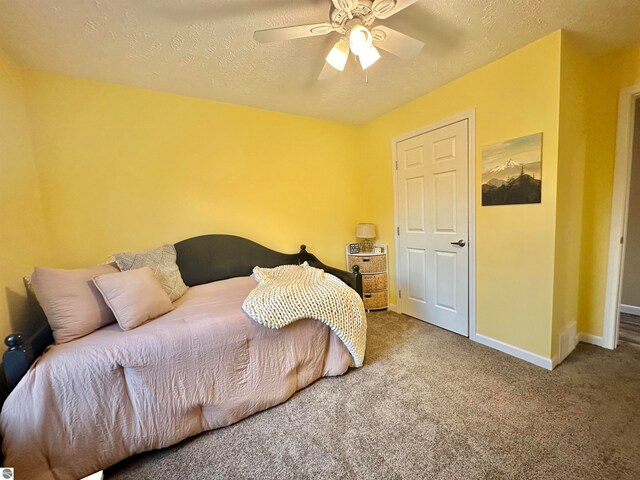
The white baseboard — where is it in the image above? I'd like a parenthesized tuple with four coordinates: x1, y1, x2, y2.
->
(620, 304, 640, 316)
(387, 303, 398, 313)
(472, 333, 554, 370)
(578, 332, 607, 347)
(557, 322, 578, 366)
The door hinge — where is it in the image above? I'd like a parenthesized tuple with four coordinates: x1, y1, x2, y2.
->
(395, 161, 398, 171)
(397, 227, 400, 235)
(398, 289, 402, 299)
(621, 236, 624, 245)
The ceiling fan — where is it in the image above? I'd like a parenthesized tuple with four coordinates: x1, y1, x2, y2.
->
(253, 0, 425, 80)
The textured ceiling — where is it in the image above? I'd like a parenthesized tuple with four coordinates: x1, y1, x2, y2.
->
(1, 0, 640, 124)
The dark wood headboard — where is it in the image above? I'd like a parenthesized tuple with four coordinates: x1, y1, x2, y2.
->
(175, 234, 303, 286)
(1, 235, 362, 403)
(174, 234, 360, 292)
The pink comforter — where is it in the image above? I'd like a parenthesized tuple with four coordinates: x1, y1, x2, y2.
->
(1, 276, 351, 480)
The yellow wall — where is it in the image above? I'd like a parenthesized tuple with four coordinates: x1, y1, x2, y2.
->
(4, 29, 639, 364)
(360, 32, 562, 358)
(23, 71, 362, 270)
(578, 43, 640, 337)
(551, 33, 590, 356)
(0, 48, 49, 339)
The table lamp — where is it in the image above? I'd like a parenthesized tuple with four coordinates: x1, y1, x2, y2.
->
(356, 223, 376, 253)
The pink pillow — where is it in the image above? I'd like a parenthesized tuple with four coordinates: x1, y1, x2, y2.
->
(93, 267, 173, 331)
(31, 264, 119, 344)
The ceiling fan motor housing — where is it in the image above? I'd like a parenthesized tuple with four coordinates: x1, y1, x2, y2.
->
(331, 0, 376, 28)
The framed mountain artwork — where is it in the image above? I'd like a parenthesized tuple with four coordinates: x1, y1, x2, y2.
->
(481, 133, 543, 206)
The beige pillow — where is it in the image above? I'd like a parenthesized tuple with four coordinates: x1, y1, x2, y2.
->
(93, 267, 173, 331)
(31, 264, 119, 344)
(113, 244, 188, 302)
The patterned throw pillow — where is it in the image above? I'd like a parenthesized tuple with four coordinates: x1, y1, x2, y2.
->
(113, 244, 188, 302)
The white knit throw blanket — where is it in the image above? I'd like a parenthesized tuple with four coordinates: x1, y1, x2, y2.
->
(242, 262, 367, 367)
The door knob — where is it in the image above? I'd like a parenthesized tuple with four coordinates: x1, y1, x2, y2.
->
(450, 240, 466, 247)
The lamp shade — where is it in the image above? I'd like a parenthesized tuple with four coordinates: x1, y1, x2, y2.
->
(359, 45, 381, 70)
(349, 24, 373, 56)
(326, 37, 349, 72)
(356, 223, 376, 239)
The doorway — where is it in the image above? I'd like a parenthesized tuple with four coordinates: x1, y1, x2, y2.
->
(618, 98, 640, 345)
(392, 111, 476, 337)
(604, 84, 640, 349)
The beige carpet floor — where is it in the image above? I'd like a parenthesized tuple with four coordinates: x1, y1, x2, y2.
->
(106, 311, 640, 480)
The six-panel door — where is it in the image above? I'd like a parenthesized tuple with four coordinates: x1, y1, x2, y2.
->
(396, 119, 469, 336)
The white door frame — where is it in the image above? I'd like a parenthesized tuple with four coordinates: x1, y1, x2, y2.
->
(602, 83, 640, 349)
(391, 109, 477, 339)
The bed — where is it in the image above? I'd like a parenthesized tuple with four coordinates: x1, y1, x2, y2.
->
(0, 235, 363, 480)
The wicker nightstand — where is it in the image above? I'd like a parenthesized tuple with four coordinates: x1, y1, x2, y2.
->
(346, 244, 389, 311)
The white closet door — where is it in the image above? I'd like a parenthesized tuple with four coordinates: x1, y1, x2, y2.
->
(397, 119, 469, 336)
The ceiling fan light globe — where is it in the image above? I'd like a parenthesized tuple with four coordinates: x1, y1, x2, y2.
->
(326, 38, 350, 72)
(359, 45, 381, 70)
(349, 24, 373, 56)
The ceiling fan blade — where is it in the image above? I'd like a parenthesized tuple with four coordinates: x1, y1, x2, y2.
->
(372, 26, 424, 60)
(318, 62, 340, 81)
(254, 23, 335, 43)
(371, 0, 420, 20)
